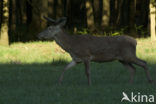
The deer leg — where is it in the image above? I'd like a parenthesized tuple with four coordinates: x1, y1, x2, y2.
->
(119, 61, 136, 83)
(127, 63, 136, 83)
(133, 58, 154, 83)
(59, 60, 76, 84)
(129, 63, 136, 72)
(84, 60, 91, 85)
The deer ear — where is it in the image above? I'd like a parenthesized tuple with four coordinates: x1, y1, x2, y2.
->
(43, 16, 56, 24)
(56, 17, 67, 27)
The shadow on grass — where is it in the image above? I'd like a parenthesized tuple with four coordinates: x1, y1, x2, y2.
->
(0, 60, 156, 85)
(0, 60, 156, 104)
(0, 59, 69, 69)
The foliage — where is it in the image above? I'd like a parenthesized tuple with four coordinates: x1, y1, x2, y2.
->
(77, 28, 89, 35)
(135, 25, 149, 37)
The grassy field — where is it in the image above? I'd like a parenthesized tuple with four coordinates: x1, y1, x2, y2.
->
(0, 39, 156, 104)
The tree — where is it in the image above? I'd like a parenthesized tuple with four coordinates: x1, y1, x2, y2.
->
(56, 0, 63, 18)
(85, 0, 95, 31)
(65, 0, 72, 27)
(20, 0, 27, 24)
(29, 0, 48, 40)
(0, 0, 154, 42)
(0, 0, 9, 46)
(129, 0, 136, 35)
(101, 0, 110, 28)
(40, 0, 48, 29)
(93, 0, 101, 27)
(31, 0, 48, 29)
(150, 0, 156, 40)
(116, 0, 124, 26)
(0, 0, 3, 29)
(48, 0, 55, 18)
(10, 0, 16, 32)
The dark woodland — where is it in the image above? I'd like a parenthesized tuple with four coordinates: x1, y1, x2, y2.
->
(0, 0, 156, 45)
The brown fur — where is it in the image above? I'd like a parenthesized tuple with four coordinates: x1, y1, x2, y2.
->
(38, 17, 153, 85)
(54, 29, 137, 62)
(54, 29, 153, 85)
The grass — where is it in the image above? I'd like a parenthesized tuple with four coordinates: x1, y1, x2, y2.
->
(0, 41, 71, 64)
(0, 39, 156, 104)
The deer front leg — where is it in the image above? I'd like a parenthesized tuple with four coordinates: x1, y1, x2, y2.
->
(125, 64, 136, 83)
(84, 60, 91, 85)
(120, 61, 136, 83)
(59, 60, 76, 84)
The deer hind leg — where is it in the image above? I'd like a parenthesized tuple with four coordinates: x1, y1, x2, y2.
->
(119, 61, 136, 83)
(59, 60, 77, 84)
(84, 60, 91, 85)
(133, 58, 154, 83)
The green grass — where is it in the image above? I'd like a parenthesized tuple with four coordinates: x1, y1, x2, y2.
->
(0, 41, 71, 64)
(0, 39, 156, 104)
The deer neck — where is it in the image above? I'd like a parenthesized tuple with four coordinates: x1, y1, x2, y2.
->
(53, 29, 72, 51)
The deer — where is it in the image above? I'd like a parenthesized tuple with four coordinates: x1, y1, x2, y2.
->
(37, 16, 154, 85)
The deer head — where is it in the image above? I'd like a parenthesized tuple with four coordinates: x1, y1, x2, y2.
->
(38, 16, 67, 40)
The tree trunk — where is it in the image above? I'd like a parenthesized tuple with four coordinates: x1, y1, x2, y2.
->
(31, 0, 48, 30)
(10, 0, 16, 32)
(31, 0, 47, 29)
(40, 0, 48, 29)
(116, 0, 123, 26)
(9, 0, 17, 42)
(30, 0, 48, 40)
(140, 0, 149, 26)
(48, 0, 55, 18)
(26, 0, 32, 25)
(0, 0, 3, 28)
(120, 0, 129, 27)
(110, 0, 117, 26)
(129, 0, 136, 36)
(93, 0, 101, 27)
(56, 0, 63, 18)
(150, 0, 156, 40)
(85, 0, 95, 31)
(0, 0, 9, 46)
(101, 0, 110, 28)
(20, 0, 27, 24)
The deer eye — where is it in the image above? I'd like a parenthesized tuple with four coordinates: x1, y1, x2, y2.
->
(48, 27, 51, 30)
(47, 27, 52, 32)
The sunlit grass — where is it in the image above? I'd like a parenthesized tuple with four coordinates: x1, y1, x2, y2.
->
(0, 38, 156, 64)
(0, 41, 71, 64)
(136, 38, 156, 64)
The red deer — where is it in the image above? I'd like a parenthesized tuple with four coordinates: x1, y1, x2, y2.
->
(38, 16, 153, 85)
